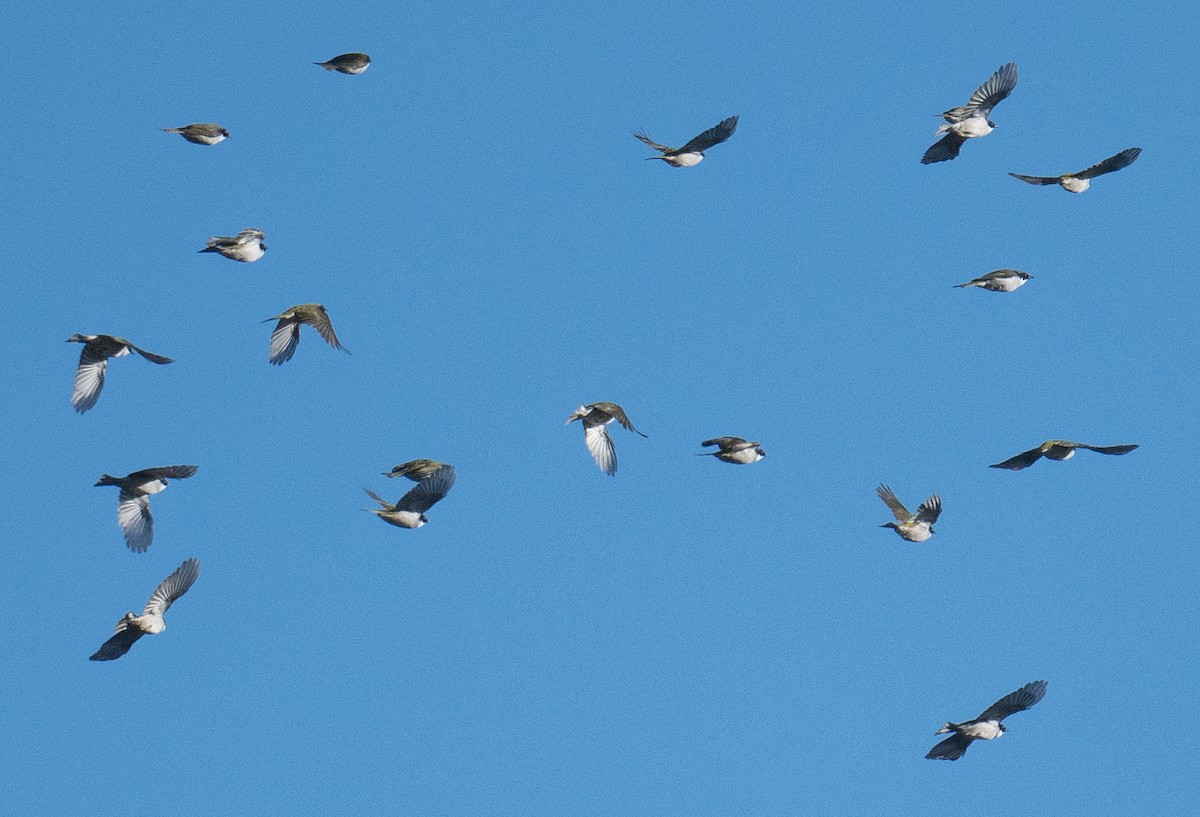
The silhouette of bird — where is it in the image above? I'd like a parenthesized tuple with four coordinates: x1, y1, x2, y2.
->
(364, 465, 456, 529)
(315, 53, 371, 74)
(90, 558, 200, 661)
(199, 228, 267, 262)
(383, 459, 450, 481)
(1010, 147, 1141, 193)
(955, 269, 1032, 292)
(697, 437, 765, 464)
(634, 116, 738, 167)
(926, 680, 1047, 760)
(95, 466, 199, 552)
(161, 123, 229, 145)
(876, 484, 941, 542)
(922, 63, 1017, 164)
(66, 333, 173, 414)
(990, 440, 1138, 471)
(565, 402, 647, 475)
(263, 304, 348, 365)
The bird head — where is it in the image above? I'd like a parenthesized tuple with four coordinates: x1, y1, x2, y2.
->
(987, 119, 997, 128)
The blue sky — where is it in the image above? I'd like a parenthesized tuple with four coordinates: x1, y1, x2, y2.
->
(4, 1, 1197, 815)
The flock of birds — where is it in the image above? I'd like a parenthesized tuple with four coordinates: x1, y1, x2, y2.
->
(76, 55, 1140, 762)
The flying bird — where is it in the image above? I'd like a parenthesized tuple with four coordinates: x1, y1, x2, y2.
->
(1009, 147, 1141, 193)
(66, 333, 173, 414)
(926, 680, 1048, 760)
(990, 440, 1138, 471)
(364, 465, 456, 529)
(922, 63, 1017, 164)
(161, 123, 229, 145)
(199, 228, 267, 262)
(95, 466, 199, 552)
(634, 115, 738, 167)
(315, 52, 371, 74)
(876, 484, 941, 542)
(263, 303, 349, 365)
(565, 402, 647, 475)
(955, 269, 1032, 292)
(90, 558, 200, 661)
(697, 437, 766, 464)
(383, 459, 450, 481)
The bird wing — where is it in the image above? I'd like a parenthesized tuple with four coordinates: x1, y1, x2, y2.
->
(632, 130, 673, 153)
(126, 344, 173, 365)
(89, 624, 143, 661)
(145, 558, 200, 616)
(1072, 147, 1142, 180)
(584, 423, 617, 475)
(72, 353, 108, 413)
(117, 493, 153, 552)
(702, 436, 748, 449)
(875, 484, 911, 522)
(915, 494, 942, 525)
(396, 465, 457, 513)
(965, 62, 1017, 117)
(925, 732, 972, 761)
(1009, 172, 1061, 186)
(977, 680, 1048, 722)
(677, 115, 738, 154)
(607, 404, 647, 437)
(921, 132, 966, 164)
(304, 307, 348, 353)
(235, 228, 265, 244)
(989, 445, 1048, 470)
(1077, 443, 1138, 456)
(363, 487, 395, 510)
(131, 465, 199, 482)
(268, 320, 301, 365)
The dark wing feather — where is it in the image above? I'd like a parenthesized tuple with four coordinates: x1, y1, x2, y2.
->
(922, 132, 965, 164)
(677, 116, 738, 154)
(989, 446, 1047, 470)
(1073, 148, 1141, 180)
(132, 465, 199, 481)
(89, 626, 143, 661)
(305, 307, 348, 353)
(632, 131, 673, 153)
(977, 680, 1048, 723)
(607, 405, 647, 437)
(1078, 443, 1138, 456)
(915, 495, 942, 525)
(926, 733, 972, 761)
(967, 62, 1017, 117)
(395, 465, 456, 514)
(1009, 172, 1060, 186)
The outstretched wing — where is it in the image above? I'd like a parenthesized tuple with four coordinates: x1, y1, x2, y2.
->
(977, 680, 1048, 723)
(632, 130, 673, 153)
(1009, 172, 1060, 186)
(1073, 147, 1141, 180)
(922, 132, 966, 164)
(915, 495, 942, 525)
(117, 493, 153, 552)
(606, 404, 647, 437)
(145, 558, 200, 616)
(966, 62, 1017, 117)
(702, 437, 748, 449)
(90, 624, 144, 661)
(268, 320, 301, 365)
(677, 115, 738, 154)
(303, 307, 348, 353)
(72, 353, 108, 413)
(926, 732, 972, 761)
(875, 484, 911, 522)
(396, 465, 457, 513)
(1078, 443, 1138, 456)
(584, 423, 617, 475)
(989, 445, 1048, 470)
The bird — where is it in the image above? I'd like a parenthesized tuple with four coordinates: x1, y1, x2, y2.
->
(315, 52, 371, 74)
(954, 269, 1033, 292)
(66, 333, 173, 414)
(383, 459, 450, 481)
(1009, 147, 1141, 193)
(90, 558, 200, 661)
(95, 466, 199, 553)
(926, 680, 1048, 760)
(263, 304, 349, 365)
(876, 484, 941, 542)
(161, 123, 230, 145)
(922, 63, 1017, 164)
(199, 228, 267, 262)
(697, 437, 766, 464)
(364, 465, 456, 529)
(990, 440, 1138, 471)
(565, 402, 648, 475)
(634, 115, 738, 167)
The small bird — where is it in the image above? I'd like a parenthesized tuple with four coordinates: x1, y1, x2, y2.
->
(199, 228, 267, 262)
(565, 402, 647, 475)
(990, 440, 1138, 471)
(926, 680, 1048, 760)
(954, 269, 1033, 292)
(263, 304, 349, 365)
(1009, 147, 1141, 193)
(876, 484, 941, 542)
(634, 115, 738, 167)
(383, 459, 450, 481)
(66, 333, 173, 414)
(95, 466, 199, 553)
(161, 123, 230, 145)
(697, 437, 766, 464)
(90, 558, 200, 661)
(922, 63, 1017, 164)
(364, 465, 456, 529)
(315, 52, 371, 74)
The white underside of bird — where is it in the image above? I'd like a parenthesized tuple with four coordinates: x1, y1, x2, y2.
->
(663, 152, 703, 167)
(952, 721, 1004, 740)
(939, 117, 992, 139)
(1060, 177, 1090, 193)
(721, 448, 764, 464)
(375, 511, 426, 528)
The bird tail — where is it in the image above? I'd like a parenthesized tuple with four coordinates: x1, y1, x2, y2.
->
(935, 721, 957, 735)
(95, 474, 120, 487)
(953, 281, 976, 288)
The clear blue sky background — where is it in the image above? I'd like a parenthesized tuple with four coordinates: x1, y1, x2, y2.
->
(4, 1, 1196, 814)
